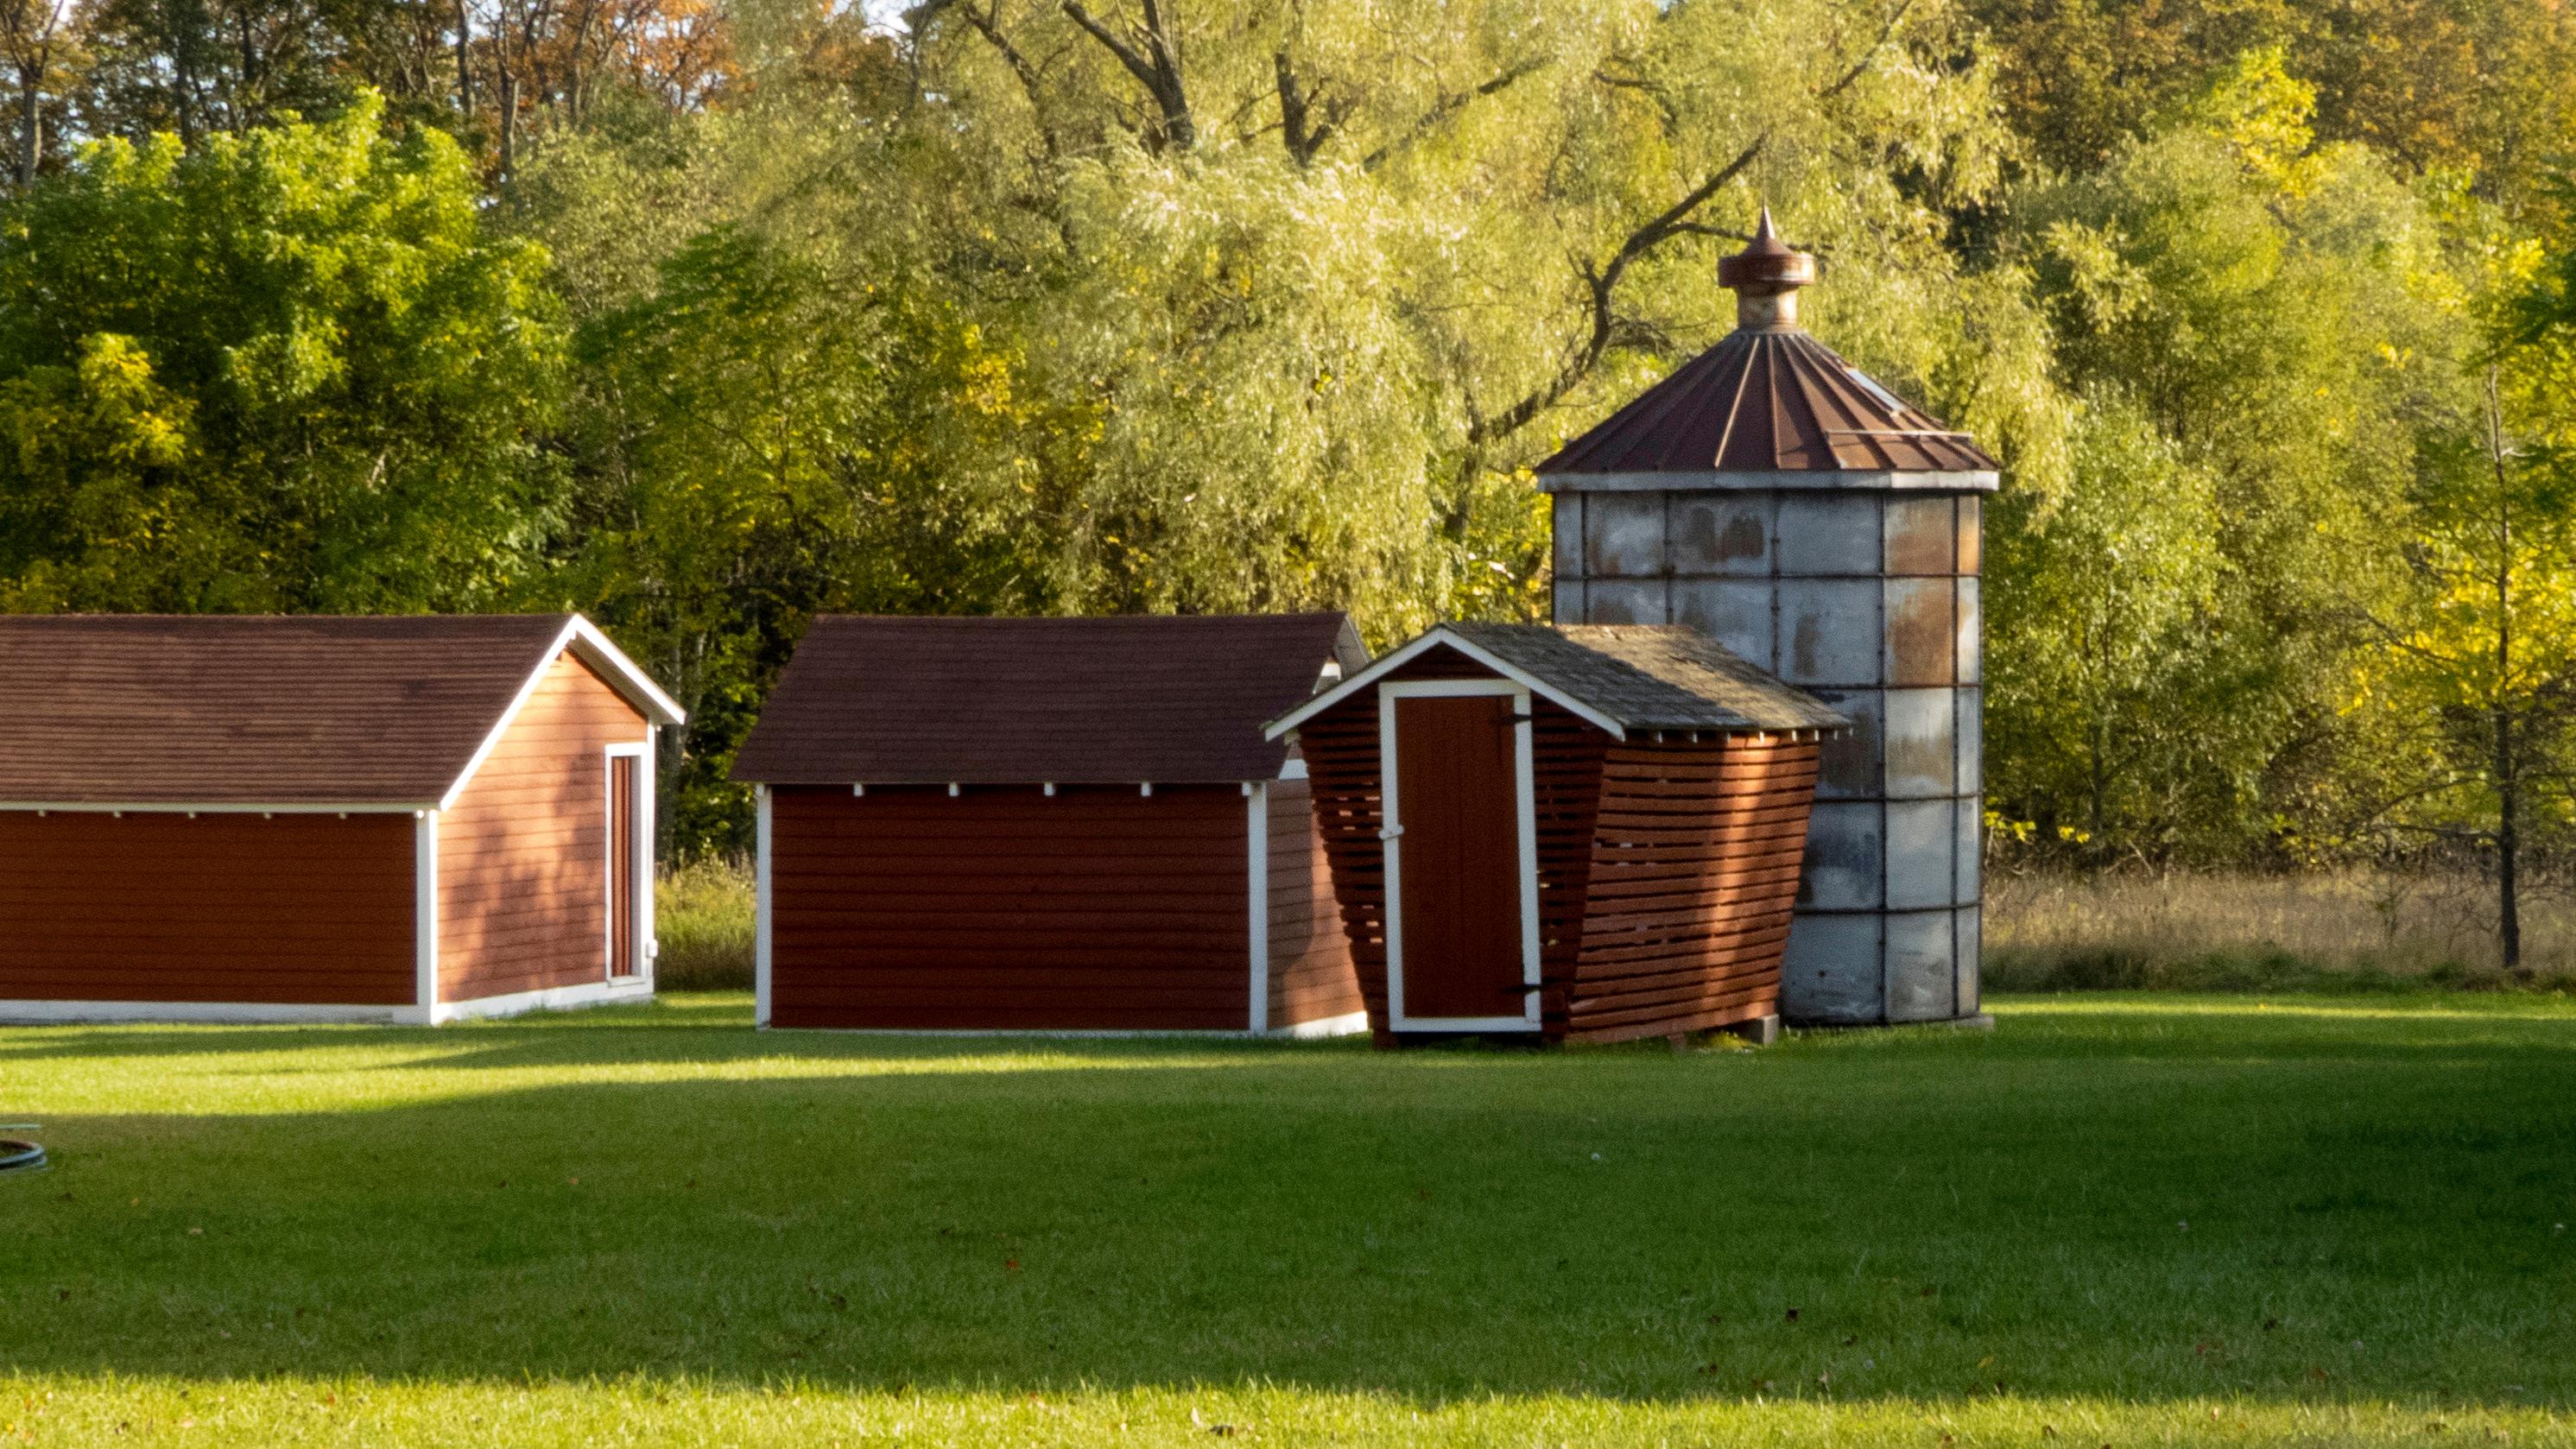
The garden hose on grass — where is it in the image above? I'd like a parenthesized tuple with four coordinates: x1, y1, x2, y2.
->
(0, 1125, 45, 1174)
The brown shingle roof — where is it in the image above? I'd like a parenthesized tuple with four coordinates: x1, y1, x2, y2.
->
(1534, 326, 1999, 478)
(1269, 623, 1846, 740)
(0, 614, 591, 806)
(731, 614, 1370, 786)
(1449, 623, 1849, 732)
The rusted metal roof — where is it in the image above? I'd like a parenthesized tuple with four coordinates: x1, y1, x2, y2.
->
(730, 614, 1370, 786)
(1536, 212, 1999, 480)
(1269, 622, 1847, 740)
(0, 613, 672, 806)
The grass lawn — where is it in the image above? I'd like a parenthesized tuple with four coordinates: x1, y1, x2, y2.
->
(3, 992, 2572, 1446)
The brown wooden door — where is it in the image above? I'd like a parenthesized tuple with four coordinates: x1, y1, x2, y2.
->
(608, 753, 637, 978)
(1387, 690, 1531, 1027)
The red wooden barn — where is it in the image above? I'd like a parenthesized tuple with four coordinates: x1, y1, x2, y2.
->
(1265, 623, 1845, 1044)
(731, 614, 1371, 1034)
(0, 614, 684, 1024)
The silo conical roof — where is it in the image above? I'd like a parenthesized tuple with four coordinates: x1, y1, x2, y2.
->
(1534, 212, 1999, 482)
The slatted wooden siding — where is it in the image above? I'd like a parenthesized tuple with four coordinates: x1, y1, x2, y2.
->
(769, 784, 1253, 1030)
(439, 653, 652, 1002)
(0, 812, 415, 1004)
(1567, 737, 1820, 1041)
(1295, 650, 1820, 1043)
(1265, 776, 1364, 1027)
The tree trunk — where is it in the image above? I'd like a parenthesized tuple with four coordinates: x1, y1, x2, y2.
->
(2498, 711, 2523, 976)
(454, 0, 474, 114)
(2487, 365, 2525, 978)
(15, 73, 37, 186)
(498, 72, 517, 177)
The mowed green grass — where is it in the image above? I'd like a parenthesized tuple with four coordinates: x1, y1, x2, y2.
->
(2, 993, 2572, 1446)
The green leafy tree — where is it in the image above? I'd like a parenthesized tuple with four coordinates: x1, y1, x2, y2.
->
(2343, 226, 2576, 971)
(549, 222, 1046, 850)
(0, 91, 566, 612)
(1986, 396, 2225, 859)
(1990, 53, 2452, 860)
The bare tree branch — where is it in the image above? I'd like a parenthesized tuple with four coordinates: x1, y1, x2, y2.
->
(1060, 0, 1195, 150)
(1466, 132, 1768, 448)
(1818, 0, 1915, 100)
(1362, 56, 1545, 171)
(1274, 48, 1344, 166)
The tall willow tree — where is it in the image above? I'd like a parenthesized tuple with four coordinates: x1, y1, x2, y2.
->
(520, 0, 2067, 842)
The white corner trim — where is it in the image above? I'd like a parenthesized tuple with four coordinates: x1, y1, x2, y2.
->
(428, 977, 653, 1024)
(437, 615, 684, 812)
(1247, 781, 1269, 1035)
(1264, 627, 1629, 742)
(562, 615, 687, 725)
(754, 785, 774, 1028)
(0, 999, 433, 1026)
(1269, 1009, 1369, 1040)
(1381, 680, 1544, 1034)
(415, 810, 440, 1011)
(1276, 757, 1308, 781)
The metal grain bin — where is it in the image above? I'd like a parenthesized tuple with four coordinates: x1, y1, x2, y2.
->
(1534, 212, 1999, 1026)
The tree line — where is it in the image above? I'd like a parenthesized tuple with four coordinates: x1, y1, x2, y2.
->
(3, 0, 2573, 965)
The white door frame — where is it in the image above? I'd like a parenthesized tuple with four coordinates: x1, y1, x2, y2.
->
(603, 741, 654, 983)
(1379, 680, 1541, 1032)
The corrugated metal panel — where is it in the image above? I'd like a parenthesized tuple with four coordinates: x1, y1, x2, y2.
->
(1535, 329, 2001, 478)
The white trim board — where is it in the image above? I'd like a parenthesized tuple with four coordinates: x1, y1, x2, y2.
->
(0, 801, 427, 815)
(1266, 628, 1629, 742)
(0, 978, 655, 1028)
(429, 977, 653, 1024)
(753, 786, 775, 1028)
(1379, 680, 1544, 1034)
(603, 742, 654, 985)
(438, 615, 684, 813)
(0, 999, 433, 1026)
(1269, 1009, 1369, 1040)
(415, 810, 440, 1012)
(756, 1018, 1367, 1040)
(1246, 781, 1270, 1035)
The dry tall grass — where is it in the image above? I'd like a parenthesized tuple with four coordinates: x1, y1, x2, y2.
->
(1986, 868, 2576, 991)
(655, 856, 756, 990)
(651, 851, 2575, 998)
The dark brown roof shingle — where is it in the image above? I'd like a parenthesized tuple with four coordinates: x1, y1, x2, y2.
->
(1446, 623, 1849, 732)
(731, 614, 1369, 786)
(0, 614, 585, 806)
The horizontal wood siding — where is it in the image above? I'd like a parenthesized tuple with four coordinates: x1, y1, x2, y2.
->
(769, 784, 1252, 1030)
(1294, 651, 1610, 1041)
(1565, 737, 1819, 1042)
(1264, 777, 1363, 1027)
(0, 811, 414, 1003)
(439, 653, 651, 1003)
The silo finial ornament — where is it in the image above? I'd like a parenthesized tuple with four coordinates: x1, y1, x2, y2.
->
(1717, 206, 1816, 329)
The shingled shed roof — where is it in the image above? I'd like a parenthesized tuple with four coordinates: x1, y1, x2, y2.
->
(1268, 623, 1846, 741)
(1535, 212, 1998, 483)
(730, 613, 1370, 787)
(0, 613, 683, 807)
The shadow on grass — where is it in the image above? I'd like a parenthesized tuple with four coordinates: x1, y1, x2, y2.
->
(1, 997, 2572, 1409)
